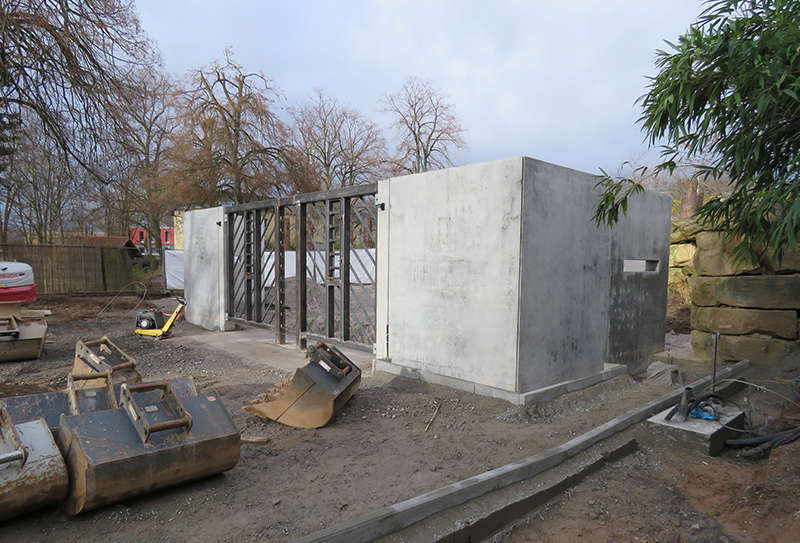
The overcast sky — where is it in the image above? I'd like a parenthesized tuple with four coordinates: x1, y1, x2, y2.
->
(135, 0, 704, 175)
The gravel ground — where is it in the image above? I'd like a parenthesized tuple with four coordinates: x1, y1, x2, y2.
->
(1, 295, 797, 542)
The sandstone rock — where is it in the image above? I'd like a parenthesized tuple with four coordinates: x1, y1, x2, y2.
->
(691, 331, 799, 365)
(670, 218, 705, 244)
(765, 247, 800, 273)
(694, 231, 760, 276)
(690, 275, 800, 309)
(669, 243, 696, 267)
(691, 306, 797, 339)
(646, 361, 682, 386)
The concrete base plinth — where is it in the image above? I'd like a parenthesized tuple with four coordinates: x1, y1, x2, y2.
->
(647, 405, 745, 456)
(373, 359, 627, 405)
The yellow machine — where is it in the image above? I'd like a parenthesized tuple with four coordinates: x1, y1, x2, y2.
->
(134, 298, 186, 338)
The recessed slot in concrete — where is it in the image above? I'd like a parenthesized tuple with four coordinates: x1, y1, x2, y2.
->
(623, 259, 659, 272)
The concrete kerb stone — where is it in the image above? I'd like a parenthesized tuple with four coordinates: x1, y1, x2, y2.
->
(294, 360, 750, 543)
(373, 360, 628, 405)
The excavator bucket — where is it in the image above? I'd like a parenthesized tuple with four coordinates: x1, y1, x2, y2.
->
(0, 404, 68, 521)
(58, 381, 240, 515)
(1, 376, 197, 431)
(0, 314, 47, 363)
(72, 337, 141, 388)
(244, 342, 361, 429)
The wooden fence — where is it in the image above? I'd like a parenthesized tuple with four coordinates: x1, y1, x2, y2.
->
(0, 244, 135, 294)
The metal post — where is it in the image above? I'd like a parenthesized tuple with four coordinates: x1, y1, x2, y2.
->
(712, 332, 719, 394)
(244, 211, 253, 321)
(253, 209, 262, 323)
(341, 197, 351, 341)
(296, 202, 307, 349)
(325, 199, 336, 338)
(225, 214, 234, 318)
(275, 204, 286, 344)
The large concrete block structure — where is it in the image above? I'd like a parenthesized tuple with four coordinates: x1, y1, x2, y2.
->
(375, 157, 670, 403)
(183, 206, 228, 331)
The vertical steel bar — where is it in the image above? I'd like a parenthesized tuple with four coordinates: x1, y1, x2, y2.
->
(225, 213, 234, 318)
(244, 211, 253, 321)
(296, 202, 308, 349)
(341, 197, 351, 341)
(325, 200, 336, 338)
(275, 204, 286, 344)
(253, 209, 263, 323)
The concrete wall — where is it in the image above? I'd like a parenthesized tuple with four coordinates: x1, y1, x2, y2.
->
(517, 159, 611, 391)
(607, 191, 671, 372)
(379, 158, 523, 391)
(183, 206, 227, 330)
(377, 157, 670, 397)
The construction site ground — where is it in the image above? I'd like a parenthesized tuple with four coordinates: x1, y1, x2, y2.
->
(0, 295, 798, 542)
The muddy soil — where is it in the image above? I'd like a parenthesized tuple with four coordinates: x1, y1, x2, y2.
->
(1, 295, 797, 542)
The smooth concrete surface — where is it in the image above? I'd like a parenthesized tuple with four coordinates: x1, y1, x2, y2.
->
(377, 157, 670, 398)
(647, 405, 745, 456)
(607, 190, 671, 373)
(517, 159, 611, 390)
(183, 206, 226, 331)
(374, 360, 627, 405)
(379, 158, 523, 392)
(176, 324, 374, 372)
(376, 179, 391, 360)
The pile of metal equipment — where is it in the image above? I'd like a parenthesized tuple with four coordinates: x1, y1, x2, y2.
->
(0, 262, 48, 363)
(245, 342, 361, 429)
(0, 337, 240, 520)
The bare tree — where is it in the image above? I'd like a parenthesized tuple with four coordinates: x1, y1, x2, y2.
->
(106, 69, 181, 253)
(183, 50, 288, 204)
(383, 77, 467, 174)
(291, 91, 387, 190)
(8, 116, 85, 243)
(0, 0, 156, 174)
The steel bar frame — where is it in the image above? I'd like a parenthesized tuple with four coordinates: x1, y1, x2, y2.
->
(223, 184, 377, 350)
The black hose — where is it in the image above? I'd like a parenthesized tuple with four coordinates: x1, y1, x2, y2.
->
(726, 425, 800, 447)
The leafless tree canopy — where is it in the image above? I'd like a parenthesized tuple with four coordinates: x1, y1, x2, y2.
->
(291, 90, 387, 190)
(384, 76, 467, 175)
(181, 50, 288, 204)
(0, 1, 471, 243)
(0, 0, 155, 171)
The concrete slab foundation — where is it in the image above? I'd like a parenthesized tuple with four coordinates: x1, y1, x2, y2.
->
(175, 325, 375, 373)
(647, 405, 745, 456)
(374, 359, 627, 405)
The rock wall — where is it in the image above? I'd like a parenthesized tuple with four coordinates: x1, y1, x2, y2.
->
(689, 231, 800, 365)
(668, 219, 704, 302)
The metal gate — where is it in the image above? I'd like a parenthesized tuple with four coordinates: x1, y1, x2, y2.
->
(224, 184, 378, 351)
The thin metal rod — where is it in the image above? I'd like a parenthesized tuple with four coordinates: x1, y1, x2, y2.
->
(296, 202, 308, 349)
(712, 332, 719, 394)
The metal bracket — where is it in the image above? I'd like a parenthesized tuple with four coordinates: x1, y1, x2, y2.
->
(120, 382, 193, 444)
(67, 370, 117, 415)
(0, 404, 27, 467)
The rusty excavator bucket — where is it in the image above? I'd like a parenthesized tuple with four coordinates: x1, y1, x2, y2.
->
(0, 308, 48, 363)
(72, 337, 142, 389)
(58, 381, 240, 515)
(244, 342, 361, 429)
(2, 339, 195, 431)
(0, 404, 68, 521)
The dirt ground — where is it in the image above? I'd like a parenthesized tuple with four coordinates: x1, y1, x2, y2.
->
(497, 427, 800, 543)
(1, 295, 798, 542)
(667, 291, 692, 334)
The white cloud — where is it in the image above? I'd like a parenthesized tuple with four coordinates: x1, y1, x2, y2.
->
(136, 0, 703, 173)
